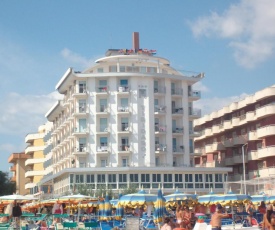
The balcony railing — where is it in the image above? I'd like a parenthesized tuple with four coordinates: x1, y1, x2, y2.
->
(96, 86, 108, 93)
(155, 124, 166, 132)
(171, 88, 183, 96)
(154, 86, 166, 94)
(173, 145, 184, 152)
(120, 145, 130, 151)
(172, 107, 183, 114)
(118, 85, 130, 92)
(121, 124, 130, 132)
(98, 105, 109, 112)
(155, 144, 167, 151)
(154, 105, 166, 113)
(172, 127, 184, 133)
(97, 146, 109, 152)
(117, 106, 130, 112)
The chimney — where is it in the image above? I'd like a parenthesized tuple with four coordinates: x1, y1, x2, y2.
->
(132, 32, 139, 52)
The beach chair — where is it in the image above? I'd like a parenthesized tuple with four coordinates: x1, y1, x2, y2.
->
(78, 222, 85, 230)
(56, 222, 65, 230)
(63, 222, 78, 230)
(84, 222, 98, 229)
(99, 221, 113, 230)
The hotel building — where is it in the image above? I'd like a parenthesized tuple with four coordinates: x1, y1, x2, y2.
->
(39, 33, 231, 196)
(194, 85, 275, 194)
(8, 152, 30, 195)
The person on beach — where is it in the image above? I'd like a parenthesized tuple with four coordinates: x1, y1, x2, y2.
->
(210, 204, 229, 230)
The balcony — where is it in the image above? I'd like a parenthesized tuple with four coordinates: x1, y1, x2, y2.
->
(96, 86, 108, 94)
(25, 170, 45, 178)
(189, 130, 201, 138)
(233, 154, 247, 164)
(171, 88, 183, 96)
(257, 124, 275, 139)
(25, 182, 36, 189)
(154, 105, 166, 114)
(154, 86, 166, 94)
(258, 166, 275, 178)
(96, 126, 110, 135)
(117, 85, 130, 93)
(72, 87, 88, 98)
(189, 108, 201, 119)
(117, 106, 130, 113)
(25, 146, 45, 154)
(205, 142, 225, 154)
(227, 173, 248, 181)
(247, 150, 258, 161)
(96, 105, 109, 114)
(72, 128, 89, 137)
(248, 131, 258, 141)
(257, 146, 275, 159)
(204, 127, 212, 137)
(117, 125, 131, 134)
(155, 124, 166, 134)
(188, 90, 201, 101)
(155, 144, 167, 154)
(225, 157, 234, 166)
(173, 145, 184, 154)
(73, 107, 89, 117)
(10, 176, 16, 182)
(194, 147, 204, 155)
(25, 158, 45, 166)
(172, 127, 183, 135)
(25, 133, 44, 143)
(246, 111, 255, 122)
(172, 107, 183, 115)
(73, 146, 88, 156)
(256, 103, 275, 119)
(43, 144, 53, 155)
(232, 117, 240, 126)
(96, 146, 109, 154)
(232, 135, 247, 146)
(9, 165, 16, 171)
(223, 120, 232, 130)
(118, 145, 131, 154)
(224, 139, 233, 147)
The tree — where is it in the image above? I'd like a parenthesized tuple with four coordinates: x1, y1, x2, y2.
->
(121, 184, 138, 195)
(0, 171, 16, 195)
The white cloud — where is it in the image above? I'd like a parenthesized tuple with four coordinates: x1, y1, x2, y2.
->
(61, 48, 95, 70)
(188, 0, 275, 68)
(194, 93, 248, 115)
(0, 91, 62, 135)
(193, 82, 210, 93)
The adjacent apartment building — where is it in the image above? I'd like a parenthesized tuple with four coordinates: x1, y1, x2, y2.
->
(36, 32, 231, 196)
(194, 85, 275, 194)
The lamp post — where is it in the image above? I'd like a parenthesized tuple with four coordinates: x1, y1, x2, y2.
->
(242, 143, 248, 194)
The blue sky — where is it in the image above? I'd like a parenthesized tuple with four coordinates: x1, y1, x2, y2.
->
(0, 0, 274, 172)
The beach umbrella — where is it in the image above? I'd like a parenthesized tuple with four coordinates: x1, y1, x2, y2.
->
(110, 199, 119, 207)
(115, 193, 124, 221)
(164, 189, 197, 207)
(119, 189, 157, 208)
(212, 190, 251, 206)
(198, 189, 218, 205)
(251, 195, 267, 205)
(98, 198, 105, 220)
(103, 194, 112, 220)
(266, 196, 275, 205)
(153, 188, 166, 223)
(0, 194, 35, 202)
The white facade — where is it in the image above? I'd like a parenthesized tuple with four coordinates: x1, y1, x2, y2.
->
(40, 46, 231, 195)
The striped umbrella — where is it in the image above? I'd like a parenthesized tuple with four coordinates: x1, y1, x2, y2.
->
(119, 189, 157, 208)
(153, 188, 166, 223)
(115, 193, 124, 221)
(212, 191, 252, 206)
(98, 198, 105, 220)
(251, 195, 268, 205)
(266, 195, 275, 205)
(198, 189, 218, 205)
(103, 194, 112, 220)
(164, 189, 197, 207)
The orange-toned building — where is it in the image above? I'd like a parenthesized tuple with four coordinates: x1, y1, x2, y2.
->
(194, 85, 275, 194)
(8, 152, 30, 195)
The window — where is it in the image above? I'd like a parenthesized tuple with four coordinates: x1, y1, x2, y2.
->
(155, 157, 159, 166)
(215, 173, 223, 189)
(99, 99, 107, 112)
(108, 174, 116, 183)
(100, 137, 108, 146)
(153, 174, 161, 182)
(121, 98, 128, 107)
(195, 174, 203, 188)
(79, 138, 86, 152)
(100, 159, 107, 167)
(79, 81, 86, 93)
(99, 80, 107, 86)
(76, 174, 84, 183)
(109, 66, 117, 72)
(97, 68, 103, 73)
(121, 137, 129, 151)
(120, 79, 128, 86)
(130, 174, 138, 182)
(86, 174, 94, 183)
(78, 119, 87, 132)
(70, 174, 74, 183)
(164, 174, 172, 182)
(141, 174, 150, 182)
(140, 66, 146, 73)
(164, 174, 173, 188)
(121, 117, 129, 131)
(120, 66, 125, 72)
(185, 174, 193, 188)
(122, 158, 128, 167)
(119, 174, 127, 182)
(175, 174, 183, 188)
(79, 99, 86, 112)
(100, 118, 108, 132)
(97, 174, 105, 183)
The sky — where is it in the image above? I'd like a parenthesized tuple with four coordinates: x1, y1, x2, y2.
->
(0, 0, 275, 172)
